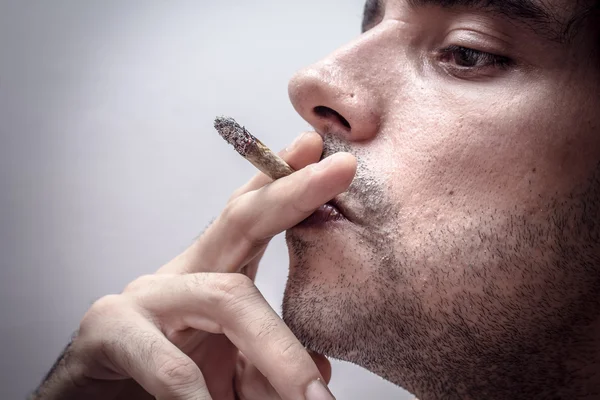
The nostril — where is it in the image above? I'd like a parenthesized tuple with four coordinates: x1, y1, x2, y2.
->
(314, 106, 351, 131)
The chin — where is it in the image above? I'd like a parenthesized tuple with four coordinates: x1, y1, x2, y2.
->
(281, 226, 402, 368)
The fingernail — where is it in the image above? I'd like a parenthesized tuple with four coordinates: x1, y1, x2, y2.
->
(306, 379, 335, 400)
(311, 155, 335, 172)
(286, 132, 307, 152)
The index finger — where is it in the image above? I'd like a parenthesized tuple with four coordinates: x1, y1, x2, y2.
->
(230, 131, 324, 200)
(164, 151, 356, 275)
(159, 131, 324, 275)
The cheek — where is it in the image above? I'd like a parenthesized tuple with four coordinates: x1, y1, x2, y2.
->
(382, 80, 600, 217)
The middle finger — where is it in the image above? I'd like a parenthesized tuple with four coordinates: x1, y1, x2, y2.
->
(163, 150, 356, 275)
(131, 273, 335, 400)
(183, 152, 356, 274)
(159, 131, 323, 276)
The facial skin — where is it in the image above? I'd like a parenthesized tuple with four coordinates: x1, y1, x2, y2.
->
(282, 1, 600, 399)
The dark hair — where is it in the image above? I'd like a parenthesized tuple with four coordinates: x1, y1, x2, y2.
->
(564, 0, 600, 39)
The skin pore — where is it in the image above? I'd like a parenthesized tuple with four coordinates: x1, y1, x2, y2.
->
(282, 0, 600, 399)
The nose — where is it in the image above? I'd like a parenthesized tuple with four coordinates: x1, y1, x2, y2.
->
(288, 37, 383, 142)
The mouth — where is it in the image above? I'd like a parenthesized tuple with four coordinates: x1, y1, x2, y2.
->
(297, 198, 352, 228)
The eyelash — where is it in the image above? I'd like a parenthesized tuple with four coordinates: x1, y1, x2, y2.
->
(439, 45, 513, 72)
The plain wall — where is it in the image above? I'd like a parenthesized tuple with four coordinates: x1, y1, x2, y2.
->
(0, 1, 413, 398)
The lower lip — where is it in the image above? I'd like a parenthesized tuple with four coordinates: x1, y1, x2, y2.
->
(297, 203, 347, 227)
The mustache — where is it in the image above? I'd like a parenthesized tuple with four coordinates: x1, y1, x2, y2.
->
(319, 135, 391, 227)
(320, 135, 353, 160)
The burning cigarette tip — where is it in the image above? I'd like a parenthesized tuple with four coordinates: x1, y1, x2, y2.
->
(214, 116, 257, 157)
(213, 115, 295, 181)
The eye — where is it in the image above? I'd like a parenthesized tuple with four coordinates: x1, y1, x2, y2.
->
(440, 45, 512, 70)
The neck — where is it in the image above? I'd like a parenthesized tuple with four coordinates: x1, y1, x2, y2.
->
(378, 321, 600, 400)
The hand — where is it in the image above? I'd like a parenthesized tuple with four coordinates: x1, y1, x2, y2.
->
(40, 131, 356, 400)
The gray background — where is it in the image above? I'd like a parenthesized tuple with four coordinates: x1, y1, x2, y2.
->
(0, 1, 412, 398)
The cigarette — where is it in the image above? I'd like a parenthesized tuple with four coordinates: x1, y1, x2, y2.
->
(214, 116, 295, 180)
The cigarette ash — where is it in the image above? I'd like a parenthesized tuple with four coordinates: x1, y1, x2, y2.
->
(214, 116, 257, 157)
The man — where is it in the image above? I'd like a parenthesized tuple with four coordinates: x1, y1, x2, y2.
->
(33, 0, 600, 399)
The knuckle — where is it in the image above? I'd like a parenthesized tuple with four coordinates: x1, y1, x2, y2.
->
(184, 273, 257, 310)
(279, 338, 304, 359)
(85, 295, 126, 322)
(288, 180, 315, 215)
(212, 273, 257, 308)
(123, 274, 161, 294)
(221, 197, 265, 246)
(291, 196, 314, 215)
(79, 297, 140, 361)
(220, 197, 245, 227)
(254, 314, 280, 340)
(246, 313, 301, 359)
(183, 273, 208, 294)
(229, 186, 246, 202)
(218, 273, 255, 296)
(155, 357, 202, 389)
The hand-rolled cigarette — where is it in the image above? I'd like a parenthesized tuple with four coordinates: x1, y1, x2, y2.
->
(214, 116, 295, 180)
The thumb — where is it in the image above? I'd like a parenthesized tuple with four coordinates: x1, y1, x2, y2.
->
(235, 351, 333, 400)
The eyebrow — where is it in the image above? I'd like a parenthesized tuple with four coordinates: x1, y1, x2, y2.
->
(362, 0, 566, 41)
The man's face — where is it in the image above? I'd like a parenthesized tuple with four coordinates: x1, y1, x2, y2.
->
(282, 0, 600, 398)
